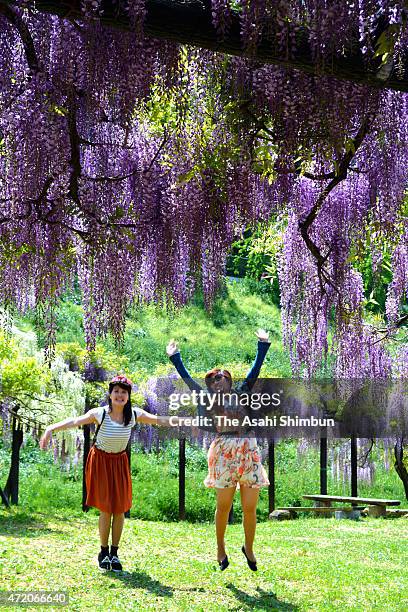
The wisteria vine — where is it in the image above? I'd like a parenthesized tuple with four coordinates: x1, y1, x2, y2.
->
(0, 0, 407, 380)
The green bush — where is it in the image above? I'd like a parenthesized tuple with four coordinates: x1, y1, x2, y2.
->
(12, 278, 291, 382)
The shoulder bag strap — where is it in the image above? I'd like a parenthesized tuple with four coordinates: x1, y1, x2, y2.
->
(92, 408, 106, 446)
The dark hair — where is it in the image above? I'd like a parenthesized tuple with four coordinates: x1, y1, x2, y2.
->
(108, 382, 132, 426)
(204, 368, 232, 390)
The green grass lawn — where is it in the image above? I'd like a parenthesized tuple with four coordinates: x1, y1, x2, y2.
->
(1, 508, 407, 611)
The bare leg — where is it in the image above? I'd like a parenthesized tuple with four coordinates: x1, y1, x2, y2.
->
(215, 487, 236, 562)
(111, 513, 125, 547)
(99, 512, 112, 547)
(239, 486, 259, 562)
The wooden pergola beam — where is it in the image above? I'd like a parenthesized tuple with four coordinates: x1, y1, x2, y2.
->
(2, 0, 408, 92)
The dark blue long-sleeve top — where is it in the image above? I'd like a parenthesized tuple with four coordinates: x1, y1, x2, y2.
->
(169, 340, 271, 432)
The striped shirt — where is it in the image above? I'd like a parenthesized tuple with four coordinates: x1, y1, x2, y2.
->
(93, 406, 143, 453)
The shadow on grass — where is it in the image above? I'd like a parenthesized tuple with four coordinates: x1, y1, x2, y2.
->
(107, 569, 210, 600)
(227, 583, 298, 611)
(109, 569, 174, 598)
(0, 511, 64, 538)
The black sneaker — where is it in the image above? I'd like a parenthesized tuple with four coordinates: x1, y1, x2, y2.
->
(98, 553, 111, 571)
(110, 554, 123, 572)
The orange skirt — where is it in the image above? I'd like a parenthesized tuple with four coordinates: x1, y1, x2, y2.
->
(85, 446, 132, 514)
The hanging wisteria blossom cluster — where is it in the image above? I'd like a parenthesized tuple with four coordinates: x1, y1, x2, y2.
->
(0, 0, 407, 378)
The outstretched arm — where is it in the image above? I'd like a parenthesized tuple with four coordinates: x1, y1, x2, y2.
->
(166, 339, 215, 432)
(237, 329, 271, 393)
(40, 410, 99, 449)
(166, 339, 203, 393)
(136, 408, 181, 427)
(136, 410, 213, 438)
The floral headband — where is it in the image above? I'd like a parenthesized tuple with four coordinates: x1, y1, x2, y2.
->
(109, 375, 133, 388)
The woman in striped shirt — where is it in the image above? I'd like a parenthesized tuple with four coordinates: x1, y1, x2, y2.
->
(40, 375, 179, 572)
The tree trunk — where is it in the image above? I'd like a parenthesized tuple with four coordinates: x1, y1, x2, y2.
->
(0, 487, 10, 507)
(4, 409, 23, 505)
(2, 0, 407, 92)
(394, 437, 408, 500)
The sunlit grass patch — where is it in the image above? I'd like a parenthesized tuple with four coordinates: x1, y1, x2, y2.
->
(1, 510, 406, 611)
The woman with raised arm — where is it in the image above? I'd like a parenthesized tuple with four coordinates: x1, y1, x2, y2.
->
(166, 330, 270, 572)
(40, 374, 181, 573)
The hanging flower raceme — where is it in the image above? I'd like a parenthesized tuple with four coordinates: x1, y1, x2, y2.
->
(0, 0, 407, 376)
(385, 229, 408, 322)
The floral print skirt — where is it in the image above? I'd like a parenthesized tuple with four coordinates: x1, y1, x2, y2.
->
(204, 436, 270, 489)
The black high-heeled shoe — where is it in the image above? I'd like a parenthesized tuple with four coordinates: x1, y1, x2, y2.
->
(241, 546, 257, 571)
(218, 555, 229, 571)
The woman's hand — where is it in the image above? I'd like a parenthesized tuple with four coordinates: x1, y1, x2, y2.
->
(255, 328, 270, 342)
(166, 339, 179, 356)
(39, 428, 52, 450)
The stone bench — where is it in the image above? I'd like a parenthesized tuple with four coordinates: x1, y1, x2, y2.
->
(274, 506, 364, 519)
(303, 494, 401, 517)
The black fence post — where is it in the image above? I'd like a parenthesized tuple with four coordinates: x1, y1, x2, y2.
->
(268, 439, 275, 514)
(82, 367, 108, 512)
(320, 437, 328, 495)
(125, 442, 131, 518)
(351, 436, 358, 498)
(82, 420, 90, 512)
(179, 436, 186, 520)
